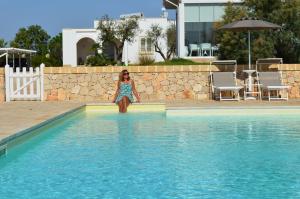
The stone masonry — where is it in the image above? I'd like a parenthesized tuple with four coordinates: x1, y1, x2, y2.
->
(43, 66, 211, 101)
(0, 64, 300, 102)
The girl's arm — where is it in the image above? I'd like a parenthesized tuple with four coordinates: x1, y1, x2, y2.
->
(112, 81, 120, 103)
(131, 80, 141, 103)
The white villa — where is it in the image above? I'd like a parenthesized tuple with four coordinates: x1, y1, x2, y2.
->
(63, 0, 242, 67)
(164, 0, 242, 57)
(63, 12, 174, 66)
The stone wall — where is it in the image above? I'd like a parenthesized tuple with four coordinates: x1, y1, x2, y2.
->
(0, 64, 300, 102)
(43, 64, 300, 102)
(43, 66, 211, 101)
(282, 71, 300, 98)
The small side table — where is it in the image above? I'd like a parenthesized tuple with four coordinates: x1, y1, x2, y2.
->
(243, 70, 261, 100)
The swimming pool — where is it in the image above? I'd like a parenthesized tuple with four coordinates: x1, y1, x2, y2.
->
(0, 108, 300, 199)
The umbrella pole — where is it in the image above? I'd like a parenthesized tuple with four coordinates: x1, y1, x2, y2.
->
(248, 30, 251, 70)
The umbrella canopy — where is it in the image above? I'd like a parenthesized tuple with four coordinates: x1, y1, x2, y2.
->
(218, 19, 281, 69)
(219, 19, 281, 31)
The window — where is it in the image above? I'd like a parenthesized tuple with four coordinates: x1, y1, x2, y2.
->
(140, 38, 153, 54)
(185, 22, 214, 45)
(184, 4, 226, 23)
(214, 5, 225, 21)
(184, 4, 225, 47)
(185, 5, 200, 22)
(200, 6, 214, 22)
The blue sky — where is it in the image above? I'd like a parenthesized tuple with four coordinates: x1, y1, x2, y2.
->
(0, 0, 175, 41)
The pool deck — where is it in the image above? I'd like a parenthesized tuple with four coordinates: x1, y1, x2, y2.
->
(1, 100, 300, 146)
(0, 102, 84, 145)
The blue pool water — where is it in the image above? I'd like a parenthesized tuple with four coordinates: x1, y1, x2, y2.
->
(0, 111, 300, 199)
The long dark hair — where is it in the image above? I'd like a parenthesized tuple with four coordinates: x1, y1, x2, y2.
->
(119, 69, 130, 82)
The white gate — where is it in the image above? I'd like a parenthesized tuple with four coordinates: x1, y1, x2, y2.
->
(5, 64, 44, 102)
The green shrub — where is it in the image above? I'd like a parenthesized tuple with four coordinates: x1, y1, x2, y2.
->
(32, 55, 53, 67)
(85, 54, 116, 66)
(155, 58, 208, 65)
(139, 54, 155, 66)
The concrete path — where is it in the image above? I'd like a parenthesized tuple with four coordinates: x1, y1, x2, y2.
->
(0, 102, 83, 143)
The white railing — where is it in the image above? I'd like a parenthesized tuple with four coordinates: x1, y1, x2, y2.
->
(5, 64, 44, 102)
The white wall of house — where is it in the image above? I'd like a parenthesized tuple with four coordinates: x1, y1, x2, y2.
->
(63, 29, 99, 66)
(127, 17, 174, 64)
(177, 3, 186, 58)
(63, 15, 174, 67)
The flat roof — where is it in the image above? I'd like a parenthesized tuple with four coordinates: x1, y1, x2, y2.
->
(164, 0, 242, 9)
(0, 48, 36, 54)
(164, 0, 179, 9)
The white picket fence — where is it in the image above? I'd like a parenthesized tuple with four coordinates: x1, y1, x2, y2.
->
(5, 64, 45, 102)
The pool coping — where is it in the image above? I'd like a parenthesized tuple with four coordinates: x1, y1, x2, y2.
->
(1, 103, 300, 149)
(167, 106, 300, 110)
(0, 105, 85, 148)
(0, 103, 166, 148)
(87, 103, 166, 106)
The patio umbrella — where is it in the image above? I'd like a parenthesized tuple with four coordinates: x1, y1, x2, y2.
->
(218, 19, 281, 69)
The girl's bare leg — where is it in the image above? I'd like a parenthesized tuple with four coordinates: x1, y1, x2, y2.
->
(121, 97, 126, 113)
(118, 97, 130, 113)
(123, 97, 130, 113)
(118, 100, 124, 113)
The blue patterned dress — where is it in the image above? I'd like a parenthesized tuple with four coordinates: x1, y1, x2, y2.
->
(115, 82, 134, 104)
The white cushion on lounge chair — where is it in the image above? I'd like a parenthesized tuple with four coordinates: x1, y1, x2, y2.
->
(216, 86, 243, 91)
(264, 85, 290, 90)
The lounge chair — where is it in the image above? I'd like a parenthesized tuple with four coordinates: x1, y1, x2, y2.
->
(211, 72, 243, 101)
(258, 71, 290, 101)
(256, 58, 289, 101)
(210, 60, 243, 101)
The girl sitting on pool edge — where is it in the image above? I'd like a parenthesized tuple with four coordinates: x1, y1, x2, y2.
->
(112, 70, 141, 113)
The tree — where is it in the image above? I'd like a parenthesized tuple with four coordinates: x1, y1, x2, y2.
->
(97, 15, 139, 63)
(217, 0, 300, 63)
(48, 33, 63, 66)
(0, 38, 7, 66)
(10, 25, 50, 55)
(216, 3, 249, 63)
(146, 24, 176, 61)
(166, 24, 177, 59)
(271, 0, 300, 63)
(0, 38, 6, 48)
(245, 0, 300, 63)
